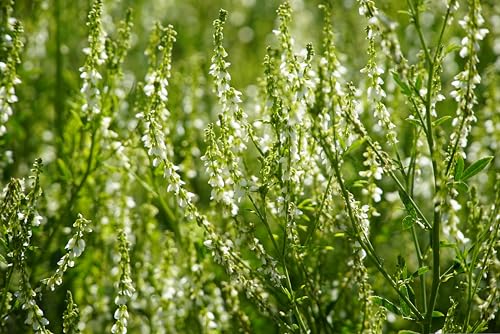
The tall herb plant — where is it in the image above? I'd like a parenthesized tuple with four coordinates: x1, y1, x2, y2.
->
(0, 0, 498, 333)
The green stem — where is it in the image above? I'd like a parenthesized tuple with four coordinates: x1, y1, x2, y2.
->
(0, 266, 14, 319)
(250, 191, 307, 332)
(407, 126, 428, 312)
(424, 207, 441, 334)
(341, 108, 432, 230)
(317, 134, 423, 321)
(407, 3, 460, 332)
(40, 127, 98, 271)
(283, 264, 309, 333)
(463, 188, 500, 331)
(54, 0, 64, 149)
(248, 193, 280, 255)
(411, 225, 427, 311)
(364, 138, 432, 230)
(304, 173, 333, 247)
(407, 0, 431, 68)
(148, 160, 180, 239)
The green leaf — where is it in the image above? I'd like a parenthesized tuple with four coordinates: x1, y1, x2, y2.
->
(352, 180, 368, 188)
(415, 75, 422, 91)
(397, 10, 411, 17)
(398, 331, 420, 334)
(407, 284, 416, 306)
(297, 198, 314, 210)
(392, 71, 411, 96)
(399, 285, 411, 317)
(440, 240, 456, 248)
(433, 115, 452, 127)
(461, 156, 494, 181)
(444, 43, 461, 55)
(405, 117, 422, 128)
(371, 296, 402, 315)
(441, 273, 454, 283)
(338, 135, 347, 152)
(432, 310, 445, 317)
(411, 266, 429, 278)
(56, 158, 72, 181)
(397, 255, 407, 278)
(344, 137, 366, 155)
(454, 156, 464, 180)
(281, 287, 292, 300)
(453, 180, 469, 193)
(398, 189, 418, 222)
(0, 253, 7, 266)
(296, 296, 308, 305)
(402, 215, 414, 230)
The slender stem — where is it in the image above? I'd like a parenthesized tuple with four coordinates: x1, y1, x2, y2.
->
(444, 38, 475, 176)
(408, 95, 430, 138)
(283, 264, 309, 333)
(407, 0, 431, 68)
(411, 226, 427, 311)
(149, 163, 180, 239)
(304, 173, 333, 247)
(70, 129, 97, 206)
(364, 138, 432, 230)
(54, 0, 64, 152)
(248, 193, 280, 255)
(407, 126, 428, 312)
(462, 248, 477, 332)
(317, 134, 423, 321)
(249, 192, 307, 332)
(296, 259, 335, 332)
(463, 188, 500, 331)
(424, 208, 441, 334)
(407, 3, 459, 332)
(341, 110, 432, 230)
(0, 266, 14, 319)
(41, 127, 98, 266)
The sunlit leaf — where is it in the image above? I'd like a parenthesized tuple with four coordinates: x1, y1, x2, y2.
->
(460, 156, 494, 181)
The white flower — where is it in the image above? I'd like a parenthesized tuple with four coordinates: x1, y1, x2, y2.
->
(203, 239, 213, 248)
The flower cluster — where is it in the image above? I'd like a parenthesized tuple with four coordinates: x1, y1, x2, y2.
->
(2, 160, 43, 267)
(202, 124, 241, 215)
(137, 23, 177, 176)
(358, 0, 398, 145)
(0, 2, 23, 136)
(359, 145, 384, 203)
(317, 4, 348, 139)
(42, 214, 92, 291)
(111, 229, 135, 334)
(18, 289, 51, 334)
(135, 22, 274, 317)
(266, 3, 318, 233)
(136, 24, 200, 218)
(449, 0, 488, 160)
(203, 9, 250, 216)
(79, 0, 107, 120)
(1, 160, 51, 333)
(201, 219, 277, 320)
(62, 291, 80, 334)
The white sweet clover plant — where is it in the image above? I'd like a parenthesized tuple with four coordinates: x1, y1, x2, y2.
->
(0, 0, 498, 333)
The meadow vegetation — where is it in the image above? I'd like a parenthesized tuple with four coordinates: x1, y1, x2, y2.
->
(0, 0, 499, 333)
